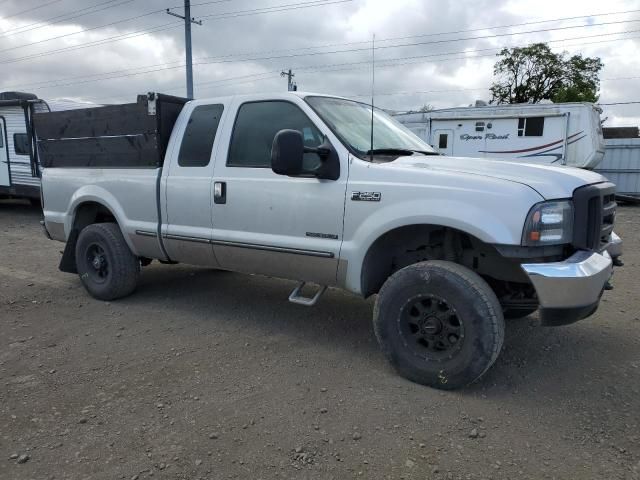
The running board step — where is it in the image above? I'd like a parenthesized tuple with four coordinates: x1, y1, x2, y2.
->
(288, 282, 327, 306)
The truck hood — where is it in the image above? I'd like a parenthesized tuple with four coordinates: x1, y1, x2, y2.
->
(391, 155, 607, 199)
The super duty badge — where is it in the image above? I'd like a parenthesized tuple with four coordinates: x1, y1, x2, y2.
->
(351, 191, 381, 202)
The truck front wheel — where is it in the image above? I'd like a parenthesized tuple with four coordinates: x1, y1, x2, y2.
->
(373, 261, 505, 390)
(75, 223, 140, 301)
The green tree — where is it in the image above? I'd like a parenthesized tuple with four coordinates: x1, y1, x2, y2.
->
(490, 43, 603, 104)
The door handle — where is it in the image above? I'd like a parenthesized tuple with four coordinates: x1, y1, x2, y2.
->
(214, 181, 226, 204)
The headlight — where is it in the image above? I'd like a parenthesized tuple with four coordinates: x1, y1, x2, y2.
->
(522, 200, 574, 246)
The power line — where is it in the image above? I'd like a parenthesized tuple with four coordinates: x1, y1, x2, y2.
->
(30, 16, 637, 72)
(134, 26, 640, 72)
(292, 31, 640, 79)
(0, 5, 636, 77)
(89, 70, 284, 103)
(82, 40, 640, 103)
(0, 4, 171, 53)
(0, 0, 130, 38)
(0, 0, 234, 52)
(1, 0, 65, 21)
(3, 6, 639, 101)
(5, 5, 638, 61)
(301, 7, 640, 52)
(5, 27, 640, 92)
(0, 0, 353, 64)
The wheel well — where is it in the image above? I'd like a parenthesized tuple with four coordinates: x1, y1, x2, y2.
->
(360, 224, 531, 298)
(73, 202, 117, 231)
(59, 202, 119, 274)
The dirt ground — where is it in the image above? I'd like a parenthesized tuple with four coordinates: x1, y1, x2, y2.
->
(0, 200, 639, 480)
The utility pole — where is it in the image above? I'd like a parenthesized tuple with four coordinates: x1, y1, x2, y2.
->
(167, 1, 202, 99)
(281, 69, 297, 91)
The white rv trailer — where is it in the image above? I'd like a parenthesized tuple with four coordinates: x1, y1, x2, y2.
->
(0, 92, 96, 200)
(0, 92, 49, 200)
(394, 102, 605, 169)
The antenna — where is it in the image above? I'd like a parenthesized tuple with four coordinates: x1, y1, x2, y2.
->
(370, 33, 375, 162)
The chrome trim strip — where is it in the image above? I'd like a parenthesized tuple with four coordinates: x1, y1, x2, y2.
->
(160, 233, 334, 258)
(163, 233, 210, 244)
(135, 230, 158, 238)
(211, 239, 334, 258)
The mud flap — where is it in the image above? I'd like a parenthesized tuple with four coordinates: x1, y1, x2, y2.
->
(59, 229, 78, 274)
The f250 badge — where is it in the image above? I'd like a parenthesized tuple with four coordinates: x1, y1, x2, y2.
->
(351, 191, 382, 202)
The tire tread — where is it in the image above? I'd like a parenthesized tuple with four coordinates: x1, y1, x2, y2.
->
(373, 260, 504, 389)
(75, 223, 140, 300)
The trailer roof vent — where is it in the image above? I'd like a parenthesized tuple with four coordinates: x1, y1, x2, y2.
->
(0, 91, 38, 101)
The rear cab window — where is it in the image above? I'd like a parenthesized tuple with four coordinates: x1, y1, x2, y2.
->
(178, 104, 224, 167)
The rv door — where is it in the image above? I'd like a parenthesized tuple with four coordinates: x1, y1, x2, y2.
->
(433, 129, 454, 155)
(0, 117, 10, 187)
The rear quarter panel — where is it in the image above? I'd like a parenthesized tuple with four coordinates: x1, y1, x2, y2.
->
(42, 167, 161, 257)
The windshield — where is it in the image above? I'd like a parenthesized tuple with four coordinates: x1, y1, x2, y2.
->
(305, 96, 437, 159)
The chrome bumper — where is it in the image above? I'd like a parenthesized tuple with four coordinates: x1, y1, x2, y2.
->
(522, 250, 613, 326)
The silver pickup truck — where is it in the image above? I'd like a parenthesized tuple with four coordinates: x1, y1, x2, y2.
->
(38, 92, 623, 390)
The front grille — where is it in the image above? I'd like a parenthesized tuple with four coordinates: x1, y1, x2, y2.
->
(572, 182, 616, 251)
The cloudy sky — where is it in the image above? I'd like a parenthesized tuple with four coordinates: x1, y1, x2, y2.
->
(1, 0, 639, 126)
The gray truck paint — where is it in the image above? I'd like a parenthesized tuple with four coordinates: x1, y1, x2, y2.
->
(41, 92, 617, 306)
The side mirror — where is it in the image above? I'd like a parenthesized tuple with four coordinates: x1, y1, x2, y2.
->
(271, 129, 304, 176)
(271, 129, 341, 180)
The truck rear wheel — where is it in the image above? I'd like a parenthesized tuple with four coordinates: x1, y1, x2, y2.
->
(75, 223, 140, 301)
(373, 261, 504, 390)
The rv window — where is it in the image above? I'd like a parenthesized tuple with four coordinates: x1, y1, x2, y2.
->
(517, 117, 545, 137)
(14, 133, 30, 155)
(178, 104, 224, 167)
(475, 121, 485, 132)
(438, 134, 448, 149)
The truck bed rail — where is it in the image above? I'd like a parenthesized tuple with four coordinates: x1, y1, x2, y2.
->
(34, 93, 187, 169)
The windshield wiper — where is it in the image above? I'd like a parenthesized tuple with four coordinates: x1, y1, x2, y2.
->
(365, 148, 439, 156)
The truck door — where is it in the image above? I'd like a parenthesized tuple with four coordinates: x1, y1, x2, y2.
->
(433, 129, 454, 155)
(0, 118, 10, 187)
(162, 103, 226, 266)
(209, 99, 348, 286)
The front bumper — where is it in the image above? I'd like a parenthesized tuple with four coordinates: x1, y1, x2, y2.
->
(521, 250, 613, 326)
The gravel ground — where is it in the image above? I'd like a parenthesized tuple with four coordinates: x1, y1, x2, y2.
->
(1, 200, 639, 480)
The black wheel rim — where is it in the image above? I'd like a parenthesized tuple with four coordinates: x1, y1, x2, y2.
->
(398, 294, 465, 361)
(85, 243, 110, 284)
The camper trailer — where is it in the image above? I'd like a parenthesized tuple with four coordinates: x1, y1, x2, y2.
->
(394, 102, 605, 169)
(0, 92, 94, 201)
(0, 92, 48, 200)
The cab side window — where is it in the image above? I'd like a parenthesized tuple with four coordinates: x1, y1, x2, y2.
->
(178, 104, 224, 167)
(227, 101, 323, 171)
